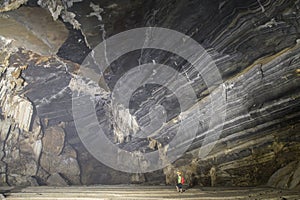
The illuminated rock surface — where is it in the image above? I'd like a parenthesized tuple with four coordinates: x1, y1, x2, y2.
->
(0, 0, 299, 193)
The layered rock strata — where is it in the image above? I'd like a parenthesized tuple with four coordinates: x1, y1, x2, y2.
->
(0, 37, 81, 186)
(0, 0, 299, 188)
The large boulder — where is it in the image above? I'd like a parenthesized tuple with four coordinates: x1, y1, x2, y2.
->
(46, 173, 68, 186)
(42, 126, 65, 156)
(41, 127, 80, 185)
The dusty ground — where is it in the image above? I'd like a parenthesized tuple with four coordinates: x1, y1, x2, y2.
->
(1, 185, 300, 200)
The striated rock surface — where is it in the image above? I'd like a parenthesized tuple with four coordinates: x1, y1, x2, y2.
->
(268, 161, 300, 190)
(0, 37, 41, 186)
(0, 0, 299, 189)
(167, 44, 300, 187)
(79, 0, 299, 188)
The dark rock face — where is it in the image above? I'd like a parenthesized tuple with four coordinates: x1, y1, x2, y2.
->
(0, 40, 81, 185)
(0, 0, 299, 188)
(185, 46, 300, 187)
(268, 161, 300, 190)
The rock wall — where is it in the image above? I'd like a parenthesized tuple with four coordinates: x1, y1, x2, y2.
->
(0, 36, 81, 186)
(142, 0, 300, 188)
(164, 44, 300, 187)
(0, 37, 40, 186)
(0, 0, 299, 188)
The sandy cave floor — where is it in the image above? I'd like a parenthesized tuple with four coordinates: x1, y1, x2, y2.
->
(0, 185, 300, 200)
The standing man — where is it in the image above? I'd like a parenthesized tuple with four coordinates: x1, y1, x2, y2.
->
(176, 171, 185, 193)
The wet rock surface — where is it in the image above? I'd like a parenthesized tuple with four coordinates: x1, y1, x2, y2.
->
(0, 0, 299, 189)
